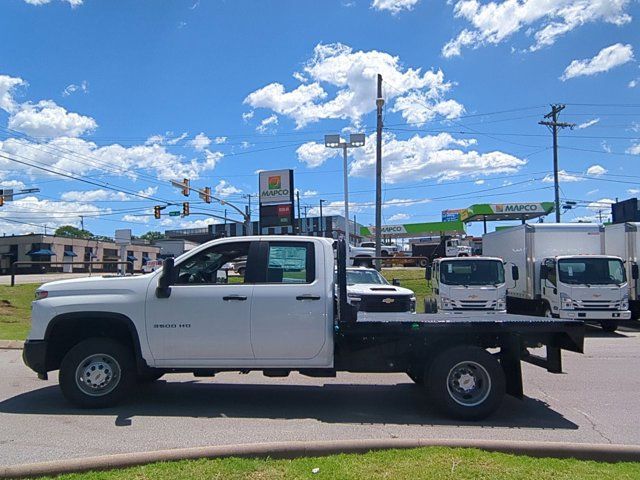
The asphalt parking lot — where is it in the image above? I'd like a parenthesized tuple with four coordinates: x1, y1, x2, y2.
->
(1, 325, 639, 467)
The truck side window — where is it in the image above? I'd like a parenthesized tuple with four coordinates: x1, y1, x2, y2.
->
(545, 259, 557, 286)
(175, 241, 250, 285)
(266, 242, 315, 284)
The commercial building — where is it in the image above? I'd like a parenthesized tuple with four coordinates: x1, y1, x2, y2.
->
(0, 234, 160, 275)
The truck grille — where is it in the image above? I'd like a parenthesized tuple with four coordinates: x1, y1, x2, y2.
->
(572, 299, 621, 311)
(357, 294, 413, 312)
(453, 300, 497, 311)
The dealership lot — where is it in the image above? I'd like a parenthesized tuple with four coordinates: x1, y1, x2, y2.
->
(0, 326, 638, 467)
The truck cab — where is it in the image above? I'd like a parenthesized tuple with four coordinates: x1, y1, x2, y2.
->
(427, 257, 508, 313)
(445, 238, 472, 257)
(539, 255, 631, 329)
(344, 267, 416, 313)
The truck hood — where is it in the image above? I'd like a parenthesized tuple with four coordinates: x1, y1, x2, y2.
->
(444, 285, 504, 301)
(347, 284, 415, 296)
(37, 274, 155, 297)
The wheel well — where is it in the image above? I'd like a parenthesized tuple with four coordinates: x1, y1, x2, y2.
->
(45, 313, 144, 372)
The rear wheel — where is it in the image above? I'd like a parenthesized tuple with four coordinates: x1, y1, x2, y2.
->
(59, 337, 135, 408)
(426, 346, 505, 420)
(418, 259, 428, 268)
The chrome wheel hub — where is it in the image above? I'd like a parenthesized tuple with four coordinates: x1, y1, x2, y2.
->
(447, 361, 491, 407)
(75, 354, 120, 397)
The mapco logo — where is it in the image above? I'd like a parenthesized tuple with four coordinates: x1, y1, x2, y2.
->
(268, 176, 281, 190)
(382, 298, 395, 304)
(494, 204, 541, 213)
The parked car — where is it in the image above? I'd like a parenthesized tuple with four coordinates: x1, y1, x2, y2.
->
(344, 267, 416, 313)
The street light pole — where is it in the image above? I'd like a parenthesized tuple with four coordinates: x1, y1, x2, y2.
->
(325, 133, 366, 261)
(319, 199, 325, 237)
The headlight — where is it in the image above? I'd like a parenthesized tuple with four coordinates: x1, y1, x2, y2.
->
(34, 290, 48, 300)
(560, 292, 573, 310)
(347, 293, 361, 301)
(441, 296, 452, 309)
(410, 296, 416, 312)
(622, 294, 629, 311)
(496, 297, 506, 310)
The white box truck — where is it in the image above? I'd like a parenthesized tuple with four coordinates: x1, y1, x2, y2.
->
(483, 224, 631, 331)
(425, 257, 510, 314)
(604, 223, 640, 319)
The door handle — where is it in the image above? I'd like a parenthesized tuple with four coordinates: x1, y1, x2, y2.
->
(296, 295, 321, 300)
(223, 295, 247, 301)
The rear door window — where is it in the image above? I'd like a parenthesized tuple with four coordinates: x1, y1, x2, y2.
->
(265, 242, 315, 284)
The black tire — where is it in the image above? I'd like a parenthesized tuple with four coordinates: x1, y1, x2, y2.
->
(424, 298, 433, 313)
(426, 346, 505, 420)
(59, 337, 136, 408)
(407, 370, 424, 385)
(601, 321, 618, 333)
(418, 259, 428, 268)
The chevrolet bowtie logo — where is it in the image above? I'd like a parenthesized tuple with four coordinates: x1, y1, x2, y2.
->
(382, 298, 395, 304)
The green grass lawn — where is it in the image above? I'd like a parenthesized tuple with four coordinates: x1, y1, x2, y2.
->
(381, 268, 433, 313)
(43, 447, 640, 480)
(0, 283, 37, 340)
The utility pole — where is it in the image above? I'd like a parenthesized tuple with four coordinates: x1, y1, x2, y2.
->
(375, 73, 384, 270)
(296, 190, 301, 235)
(319, 199, 325, 237)
(79, 215, 85, 233)
(539, 104, 575, 223)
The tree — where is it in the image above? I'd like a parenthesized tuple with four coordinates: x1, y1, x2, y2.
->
(140, 231, 165, 242)
(55, 225, 93, 239)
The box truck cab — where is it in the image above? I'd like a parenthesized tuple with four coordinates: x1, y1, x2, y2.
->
(426, 257, 508, 313)
(483, 224, 631, 332)
(604, 223, 640, 319)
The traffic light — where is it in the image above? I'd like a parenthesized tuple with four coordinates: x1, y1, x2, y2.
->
(200, 186, 211, 203)
(0, 196, 3, 207)
(154, 205, 162, 219)
(182, 178, 190, 197)
(182, 202, 190, 216)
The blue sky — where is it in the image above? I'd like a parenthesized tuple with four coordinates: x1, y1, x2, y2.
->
(0, 0, 639, 237)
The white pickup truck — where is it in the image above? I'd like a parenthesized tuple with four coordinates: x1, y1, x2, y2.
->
(23, 236, 584, 420)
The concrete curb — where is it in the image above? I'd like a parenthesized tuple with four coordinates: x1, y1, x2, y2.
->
(2, 438, 640, 479)
(0, 340, 23, 350)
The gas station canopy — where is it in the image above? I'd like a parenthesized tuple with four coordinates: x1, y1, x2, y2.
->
(460, 202, 555, 222)
(360, 220, 465, 239)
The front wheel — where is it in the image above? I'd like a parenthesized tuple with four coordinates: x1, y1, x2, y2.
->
(59, 337, 135, 408)
(601, 321, 618, 333)
(426, 346, 505, 420)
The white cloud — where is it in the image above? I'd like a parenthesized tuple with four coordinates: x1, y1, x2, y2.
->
(8, 100, 97, 138)
(189, 132, 212, 152)
(145, 132, 188, 146)
(387, 213, 410, 222)
(586, 189, 599, 196)
(214, 180, 242, 197)
(542, 170, 583, 183)
(0, 179, 27, 190)
(62, 81, 88, 97)
(383, 198, 431, 208)
(122, 214, 149, 224)
(587, 198, 615, 212)
(0, 75, 26, 113)
(307, 200, 364, 217)
(601, 141, 612, 153)
(474, 179, 485, 185)
(586, 164, 607, 176)
(214, 136, 227, 144)
(443, 0, 633, 57)
(245, 43, 462, 128)
(0, 136, 224, 182)
(302, 190, 318, 197)
(23, 0, 83, 7)
(346, 132, 525, 183)
(371, 0, 420, 14)
(296, 141, 341, 168)
(627, 143, 640, 155)
(627, 188, 640, 195)
(242, 111, 254, 122)
(61, 189, 130, 202)
(561, 43, 634, 81)
(0, 196, 100, 235)
(256, 114, 279, 133)
(578, 118, 600, 129)
(628, 79, 638, 88)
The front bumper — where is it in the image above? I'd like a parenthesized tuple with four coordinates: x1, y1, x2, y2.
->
(558, 310, 632, 320)
(22, 340, 48, 377)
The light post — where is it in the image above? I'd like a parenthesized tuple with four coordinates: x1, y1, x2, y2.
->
(319, 199, 326, 237)
(325, 133, 366, 258)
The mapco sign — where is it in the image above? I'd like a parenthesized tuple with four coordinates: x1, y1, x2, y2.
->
(259, 169, 294, 205)
(369, 224, 408, 235)
(491, 203, 546, 214)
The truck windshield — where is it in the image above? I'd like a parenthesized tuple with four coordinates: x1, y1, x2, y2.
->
(346, 270, 388, 285)
(440, 260, 505, 286)
(558, 258, 626, 285)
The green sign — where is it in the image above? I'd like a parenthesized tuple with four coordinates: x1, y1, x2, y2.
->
(168, 211, 181, 217)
